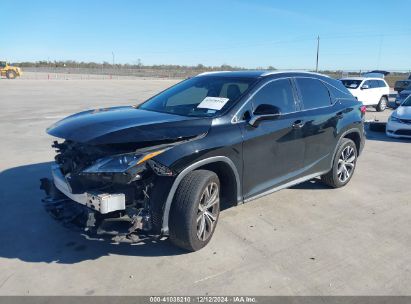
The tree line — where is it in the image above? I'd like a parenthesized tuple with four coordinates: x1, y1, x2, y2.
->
(13, 60, 277, 71)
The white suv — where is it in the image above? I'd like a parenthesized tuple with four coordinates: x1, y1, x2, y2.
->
(340, 77, 390, 111)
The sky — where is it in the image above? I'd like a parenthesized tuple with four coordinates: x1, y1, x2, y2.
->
(2, 0, 411, 71)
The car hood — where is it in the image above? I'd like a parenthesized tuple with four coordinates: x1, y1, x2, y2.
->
(47, 106, 212, 145)
(395, 106, 411, 119)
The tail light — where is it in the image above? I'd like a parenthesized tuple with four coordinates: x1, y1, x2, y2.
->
(360, 105, 367, 114)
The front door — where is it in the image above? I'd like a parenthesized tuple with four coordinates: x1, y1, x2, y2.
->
(240, 78, 305, 199)
(360, 80, 379, 105)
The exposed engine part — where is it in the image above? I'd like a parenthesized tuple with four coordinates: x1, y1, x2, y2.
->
(52, 140, 114, 175)
(41, 139, 174, 240)
(40, 178, 159, 243)
(128, 209, 153, 233)
(51, 164, 127, 214)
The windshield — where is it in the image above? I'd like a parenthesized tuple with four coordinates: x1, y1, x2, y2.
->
(139, 76, 257, 117)
(402, 95, 411, 106)
(341, 79, 362, 89)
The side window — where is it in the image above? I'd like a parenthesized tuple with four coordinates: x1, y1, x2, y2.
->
(249, 79, 296, 114)
(362, 80, 371, 88)
(371, 80, 379, 88)
(296, 78, 331, 110)
(378, 80, 387, 87)
(324, 81, 353, 99)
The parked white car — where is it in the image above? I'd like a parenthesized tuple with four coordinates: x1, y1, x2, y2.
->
(386, 95, 411, 138)
(340, 77, 390, 112)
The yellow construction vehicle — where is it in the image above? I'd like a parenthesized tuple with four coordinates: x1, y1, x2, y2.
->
(0, 61, 22, 79)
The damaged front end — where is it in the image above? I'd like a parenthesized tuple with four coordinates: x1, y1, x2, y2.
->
(40, 140, 175, 243)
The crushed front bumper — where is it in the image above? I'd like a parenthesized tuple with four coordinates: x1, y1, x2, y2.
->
(51, 164, 126, 214)
(40, 165, 160, 243)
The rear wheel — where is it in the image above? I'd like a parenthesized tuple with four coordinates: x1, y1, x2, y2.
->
(169, 170, 220, 251)
(376, 96, 387, 112)
(6, 70, 17, 79)
(321, 138, 357, 188)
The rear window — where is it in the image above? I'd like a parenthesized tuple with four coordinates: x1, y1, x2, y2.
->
(296, 78, 331, 110)
(324, 81, 353, 99)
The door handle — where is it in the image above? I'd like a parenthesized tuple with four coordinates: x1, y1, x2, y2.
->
(292, 120, 305, 129)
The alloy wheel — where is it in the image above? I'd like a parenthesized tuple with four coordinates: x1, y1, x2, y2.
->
(196, 182, 219, 241)
(337, 145, 356, 183)
(380, 98, 387, 110)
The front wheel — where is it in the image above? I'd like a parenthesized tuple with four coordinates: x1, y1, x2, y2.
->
(6, 70, 17, 79)
(321, 138, 357, 188)
(376, 96, 388, 112)
(169, 170, 220, 251)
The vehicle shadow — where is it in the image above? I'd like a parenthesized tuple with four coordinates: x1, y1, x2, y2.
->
(0, 162, 186, 264)
(290, 178, 331, 190)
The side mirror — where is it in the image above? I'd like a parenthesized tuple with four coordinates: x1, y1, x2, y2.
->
(361, 84, 369, 90)
(249, 104, 281, 126)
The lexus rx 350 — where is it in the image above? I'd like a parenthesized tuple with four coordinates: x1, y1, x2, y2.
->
(41, 71, 365, 251)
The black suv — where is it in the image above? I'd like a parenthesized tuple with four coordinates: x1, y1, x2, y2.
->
(41, 71, 365, 251)
(394, 74, 411, 93)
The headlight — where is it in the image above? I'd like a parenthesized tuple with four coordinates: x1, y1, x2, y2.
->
(83, 150, 166, 173)
(389, 115, 401, 123)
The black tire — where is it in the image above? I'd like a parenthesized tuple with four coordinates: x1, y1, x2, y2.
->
(6, 70, 16, 79)
(376, 96, 388, 112)
(321, 138, 357, 188)
(169, 170, 220, 251)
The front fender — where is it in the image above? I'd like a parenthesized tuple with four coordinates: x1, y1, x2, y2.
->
(160, 156, 241, 235)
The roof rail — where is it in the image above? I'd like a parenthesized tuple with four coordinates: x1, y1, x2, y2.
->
(261, 70, 330, 78)
(197, 71, 232, 76)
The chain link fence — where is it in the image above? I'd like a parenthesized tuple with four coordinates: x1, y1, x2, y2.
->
(21, 66, 212, 79)
(19, 67, 410, 88)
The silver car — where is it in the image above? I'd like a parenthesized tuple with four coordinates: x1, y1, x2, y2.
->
(395, 89, 411, 107)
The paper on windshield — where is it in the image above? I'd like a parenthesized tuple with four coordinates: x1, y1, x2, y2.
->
(197, 97, 230, 110)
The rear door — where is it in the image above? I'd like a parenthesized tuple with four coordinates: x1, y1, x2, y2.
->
(377, 79, 389, 97)
(294, 77, 339, 174)
(240, 78, 305, 199)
